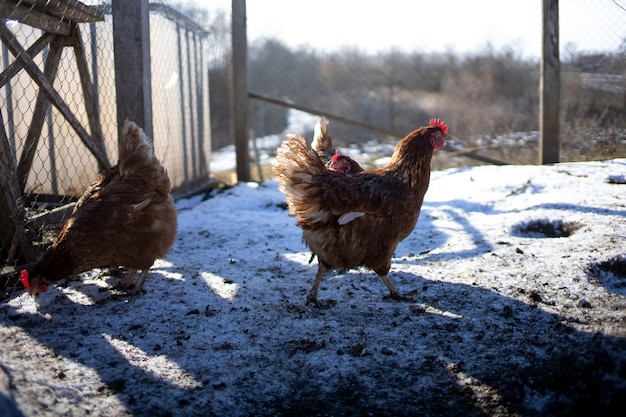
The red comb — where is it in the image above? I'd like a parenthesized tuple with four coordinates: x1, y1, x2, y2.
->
(332, 150, 341, 163)
(20, 269, 30, 291)
(429, 118, 448, 135)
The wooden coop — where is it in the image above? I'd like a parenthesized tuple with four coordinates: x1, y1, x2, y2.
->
(0, 0, 108, 268)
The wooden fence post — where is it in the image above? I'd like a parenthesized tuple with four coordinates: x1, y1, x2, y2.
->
(0, 109, 36, 263)
(112, 0, 153, 140)
(540, 0, 560, 164)
(232, 0, 251, 182)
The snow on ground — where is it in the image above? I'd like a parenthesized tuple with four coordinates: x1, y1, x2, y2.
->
(1, 153, 625, 416)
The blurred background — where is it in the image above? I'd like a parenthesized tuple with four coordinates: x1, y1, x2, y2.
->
(202, 0, 626, 171)
(3, 0, 625, 193)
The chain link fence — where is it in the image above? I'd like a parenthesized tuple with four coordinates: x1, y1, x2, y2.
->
(231, 0, 625, 170)
(1, 1, 211, 297)
(560, 1, 626, 162)
(2, 0, 625, 296)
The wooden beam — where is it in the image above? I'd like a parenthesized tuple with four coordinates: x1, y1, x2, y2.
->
(0, 32, 55, 88)
(0, 0, 104, 34)
(232, 0, 250, 182)
(0, 109, 36, 263)
(112, 0, 153, 139)
(0, 5, 72, 35)
(23, 0, 105, 23)
(0, 20, 111, 170)
(0, 107, 22, 263)
(539, 0, 560, 164)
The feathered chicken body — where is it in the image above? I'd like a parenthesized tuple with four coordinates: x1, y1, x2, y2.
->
(21, 120, 177, 296)
(274, 119, 449, 306)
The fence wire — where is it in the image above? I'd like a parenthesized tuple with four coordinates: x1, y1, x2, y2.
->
(2, 0, 625, 297)
(237, 0, 625, 169)
(1, 1, 210, 297)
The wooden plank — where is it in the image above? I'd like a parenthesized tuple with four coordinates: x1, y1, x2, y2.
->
(112, 0, 153, 139)
(0, 20, 111, 170)
(539, 0, 560, 164)
(232, 0, 250, 182)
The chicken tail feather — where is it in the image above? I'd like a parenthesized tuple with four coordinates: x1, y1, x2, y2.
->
(311, 116, 334, 162)
(273, 134, 330, 225)
(119, 120, 154, 176)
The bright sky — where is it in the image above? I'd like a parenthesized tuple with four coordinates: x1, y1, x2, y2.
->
(203, 0, 625, 57)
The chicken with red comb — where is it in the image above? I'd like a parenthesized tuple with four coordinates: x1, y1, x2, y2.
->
(329, 150, 363, 174)
(274, 118, 450, 306)
(20, 120, 177, 296)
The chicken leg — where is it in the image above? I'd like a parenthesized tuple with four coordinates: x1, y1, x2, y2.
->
(306, 263, 336, 308)
(123, 269, 150, 292)
(307, 263, 415, 306)
(379, 274, 416, 302)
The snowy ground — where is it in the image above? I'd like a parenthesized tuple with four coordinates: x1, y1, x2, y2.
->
(1, 134, 625, 416)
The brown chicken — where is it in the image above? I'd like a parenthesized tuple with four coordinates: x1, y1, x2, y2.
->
(311, 116, 363, 173)
(20, 120, 177, 296)
(273, 118, 449, 306)
(329, 150, 363, 173)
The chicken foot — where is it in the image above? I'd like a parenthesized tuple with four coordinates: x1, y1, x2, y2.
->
(306, 263, 336, 308)
(306, 263, 415, 306)
(379, 274, 416, 302)
(122, 269, 149, 293)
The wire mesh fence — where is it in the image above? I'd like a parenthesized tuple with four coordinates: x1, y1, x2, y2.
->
(1, 0, 625, 298)
(0, 1, 211, 297)
(233, 0, 625, 170)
